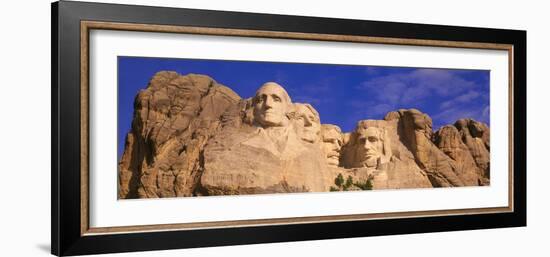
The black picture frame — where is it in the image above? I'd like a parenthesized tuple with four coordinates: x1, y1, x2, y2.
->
(51, 1, 526, 256)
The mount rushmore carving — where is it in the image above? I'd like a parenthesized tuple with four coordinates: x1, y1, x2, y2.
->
(118, 71, 490, 199)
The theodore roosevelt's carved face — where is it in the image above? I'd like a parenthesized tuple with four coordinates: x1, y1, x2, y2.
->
(294, 103, 321, 143)
(321, 125, 343, 166)
(253, 82, 291, 127)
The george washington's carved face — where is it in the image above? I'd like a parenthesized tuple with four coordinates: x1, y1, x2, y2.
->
(253, 82, 291, 127)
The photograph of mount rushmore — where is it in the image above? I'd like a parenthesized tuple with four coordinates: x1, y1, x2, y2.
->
(117, 56, 491, 199)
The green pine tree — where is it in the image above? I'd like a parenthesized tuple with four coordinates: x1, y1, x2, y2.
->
(344, 176, 354, 190)
(334, 173, 344, 187)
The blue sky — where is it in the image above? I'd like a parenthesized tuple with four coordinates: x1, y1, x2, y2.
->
(118, 56, 490, 159)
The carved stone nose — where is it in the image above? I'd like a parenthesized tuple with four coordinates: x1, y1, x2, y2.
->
(265, 97, 275, 107)
(363, 141, 372, 149)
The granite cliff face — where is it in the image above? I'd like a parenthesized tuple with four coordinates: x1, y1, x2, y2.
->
(118, 72, 240, 198)
(118, 72, 490, 199)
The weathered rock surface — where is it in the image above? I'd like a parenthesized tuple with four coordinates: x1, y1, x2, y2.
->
(118, 72, 490, 199)
(198, 100, 331, 195)
(340, 119, 433, 190)
(386, 109, 489, 187)
(118, 72, 240, 198)
(454, 118, 490, 183)
(197, 84, 332, 195)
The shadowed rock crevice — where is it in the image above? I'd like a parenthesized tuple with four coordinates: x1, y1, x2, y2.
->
(118, 72, 490, 199)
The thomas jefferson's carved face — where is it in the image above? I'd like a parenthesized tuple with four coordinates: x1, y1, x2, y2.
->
(321, 125, 343, 166)
(295, 104, 321, 143)
(356, 127, 384, 167)
(253, 82, 291, 127)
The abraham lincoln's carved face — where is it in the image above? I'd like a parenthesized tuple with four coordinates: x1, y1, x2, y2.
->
(355, 127, 385, 168)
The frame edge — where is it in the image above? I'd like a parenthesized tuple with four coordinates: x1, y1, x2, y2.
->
(51, 2, 60, 256)
(52, 1, 528, 255)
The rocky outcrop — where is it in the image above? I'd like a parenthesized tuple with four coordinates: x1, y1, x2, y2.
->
(198, 83, 334, 195)
(118, 72, 240, 199)
(340, 119, 433, 190)
(454, 119, 491, 184)
(198, 99, 331, 195)
(118, 72, 490, 199)
(433, 125, 481, 186)
(384, 109, 489, 187)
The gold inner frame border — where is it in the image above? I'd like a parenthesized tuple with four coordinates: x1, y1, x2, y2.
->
(80, 20, 515, 236)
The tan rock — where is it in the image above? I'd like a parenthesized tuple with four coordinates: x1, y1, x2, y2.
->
(454, 119, 490, 184)
(384, 109, 461, 187)
(118, 74, 490, 199)
(199, 82, 331, 195)
(320, 124, 344, 167)
(341, 121, 392, 169)
(341, 119, 432, 189)
(118, 72, 240, 199)
(433, 125, 483, 186)
(385, 109, 488, 187)
(293, 103, 322, 144)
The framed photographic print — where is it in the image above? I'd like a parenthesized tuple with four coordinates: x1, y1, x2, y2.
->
(51, 0, 526, 256)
